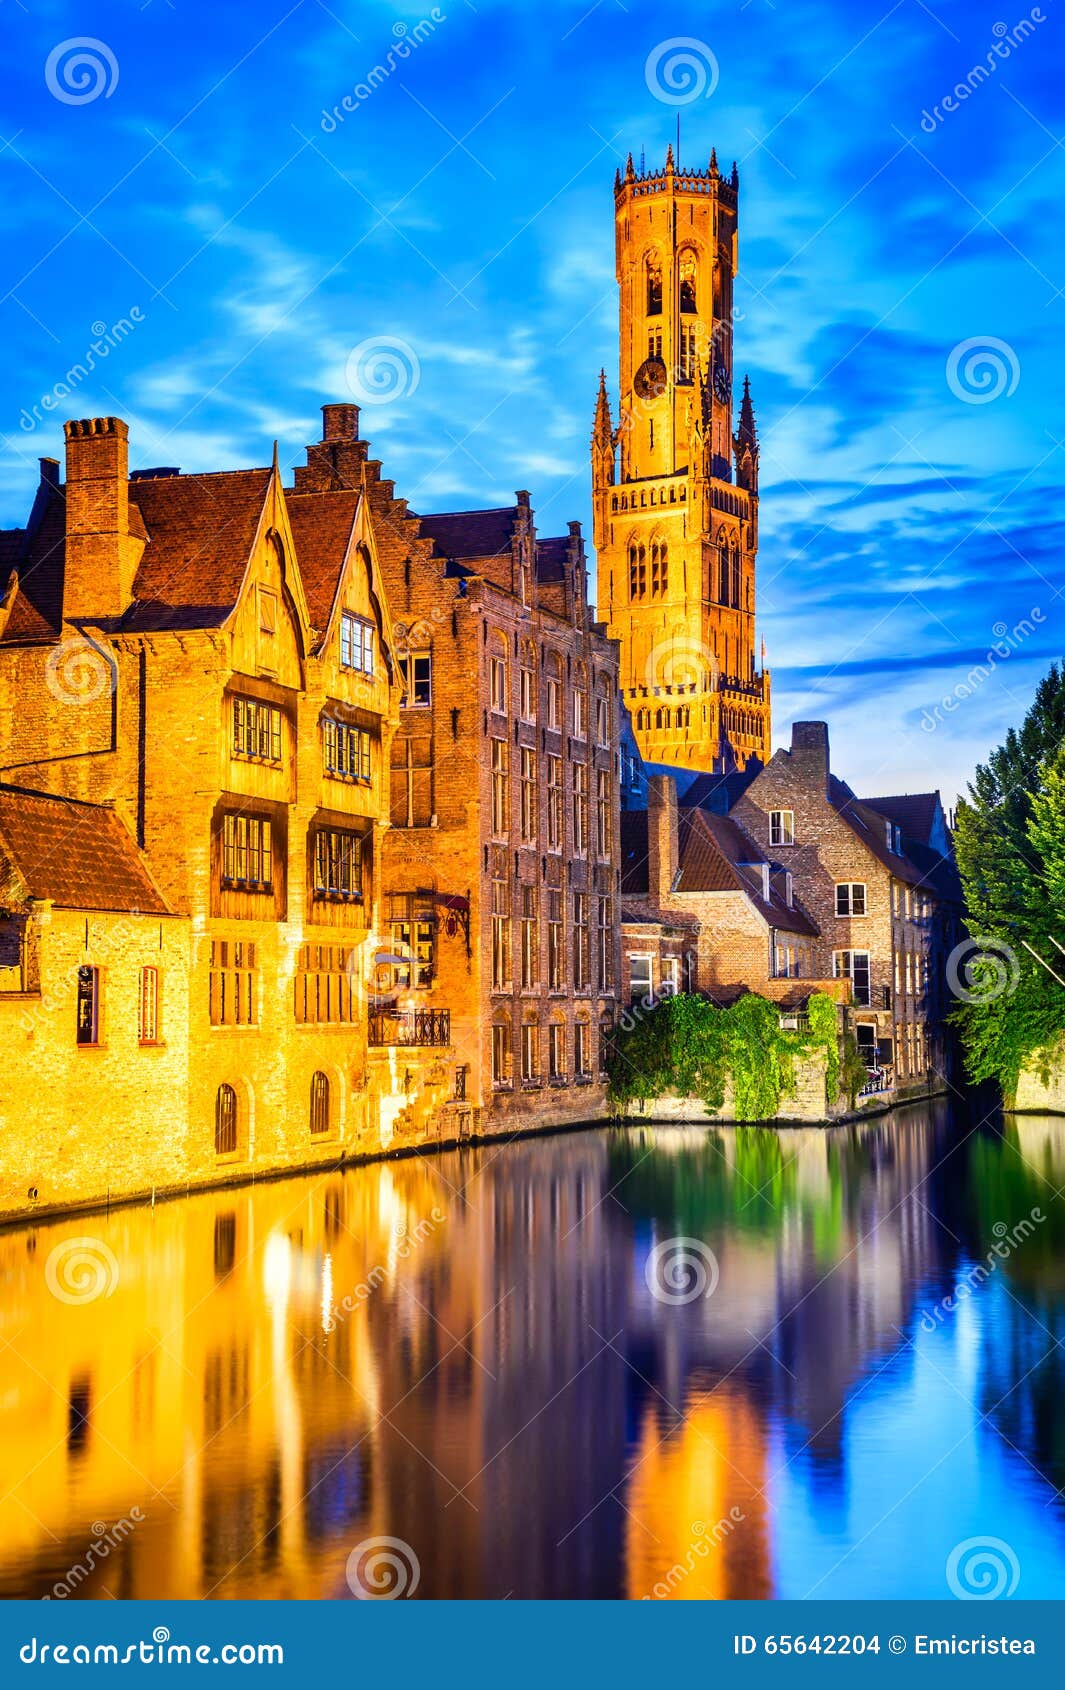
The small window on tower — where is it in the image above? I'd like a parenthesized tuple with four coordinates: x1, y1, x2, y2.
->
(646, 256, 662, 316)
(679, 250, 698, 314)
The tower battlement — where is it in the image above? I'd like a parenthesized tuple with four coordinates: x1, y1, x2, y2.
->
(613, 145, 739, 205)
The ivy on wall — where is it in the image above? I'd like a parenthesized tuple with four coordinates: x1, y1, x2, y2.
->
(607, 991, 844, 1123)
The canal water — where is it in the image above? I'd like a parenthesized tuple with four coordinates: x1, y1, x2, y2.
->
(2, 1098, 1065, 1600)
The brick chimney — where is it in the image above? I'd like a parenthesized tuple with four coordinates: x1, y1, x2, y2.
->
(321, 402, 360, 442)
(647, 774, 679, 901)
(62, 417, 143, 620)
(292, 402, 368, 492)
(789, 721, 830, 790)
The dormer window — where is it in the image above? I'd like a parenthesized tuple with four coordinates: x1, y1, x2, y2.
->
(770, 810, 794, 847)
(340, 612, 374, 675)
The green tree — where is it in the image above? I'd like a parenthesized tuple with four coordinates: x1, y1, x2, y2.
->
(952, 662, 1065, 1094)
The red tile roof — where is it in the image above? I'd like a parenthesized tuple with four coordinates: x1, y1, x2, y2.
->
(286, 489, 359, 640)
(0, 785, 171, 913)
(121, 469, 272, 630)
(535, 537, 570, 582)
(416, 508, 517, 563)
(0, 491, 67, 641)
(620, 805, 817, 934)
(862, 792, 941, 845)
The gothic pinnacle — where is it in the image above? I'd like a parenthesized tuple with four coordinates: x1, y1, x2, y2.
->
(738, 375, 758, 449)
(709, 146, 718, 175)
(625, 152, 635, 181)
(665, 141, 674, 171)
(731, 160, 739, 189)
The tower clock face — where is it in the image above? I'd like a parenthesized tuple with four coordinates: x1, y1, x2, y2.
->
(713, 362, 731, 404)
(633, 357, 668, 401)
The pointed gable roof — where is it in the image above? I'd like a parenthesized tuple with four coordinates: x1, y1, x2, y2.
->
(119, 468, 273, 630)
(285, 487, 360, 641)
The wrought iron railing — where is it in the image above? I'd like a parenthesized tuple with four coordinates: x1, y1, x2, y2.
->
(858, 1066, 893, 1098)
(368, 1008, 451, 1047)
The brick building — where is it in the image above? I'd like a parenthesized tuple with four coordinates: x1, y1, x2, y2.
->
(0, 413, 460, 1221)
(289, 405, 623, 1128)
(619, 774, 833, 1015)
(730, 721, 963, 1091)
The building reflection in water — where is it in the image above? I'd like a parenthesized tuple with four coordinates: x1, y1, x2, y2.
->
(2, 1100, 1065, 1599)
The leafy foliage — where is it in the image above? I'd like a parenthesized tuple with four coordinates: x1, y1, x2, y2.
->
(607, 990, 841, 1122)
(952, 663, 1065, 1095)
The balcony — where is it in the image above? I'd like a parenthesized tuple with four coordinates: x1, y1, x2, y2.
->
(368, 1007, 451, 1047)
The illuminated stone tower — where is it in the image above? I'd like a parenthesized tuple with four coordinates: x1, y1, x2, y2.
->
(592, 145, 771, 771)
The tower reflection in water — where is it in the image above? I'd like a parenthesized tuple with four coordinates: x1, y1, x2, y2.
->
(3, 1101, 1065, 1599)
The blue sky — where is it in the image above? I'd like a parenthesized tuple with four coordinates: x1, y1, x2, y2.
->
(2, 0, 1064, 803)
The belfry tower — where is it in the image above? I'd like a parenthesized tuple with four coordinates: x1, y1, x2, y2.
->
(592, 145, 771, 771)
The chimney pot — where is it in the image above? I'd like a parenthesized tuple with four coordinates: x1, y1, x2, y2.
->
(321, 402, 360, 443)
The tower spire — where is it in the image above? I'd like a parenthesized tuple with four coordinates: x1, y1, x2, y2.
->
(591, 369, 615, 489)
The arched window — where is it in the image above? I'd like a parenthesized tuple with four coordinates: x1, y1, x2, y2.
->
(717, 529, 729, 604)
(646, 255, 662, 316)
(628, 542, 646, 600)
(650, 539, 668, 597)
(310, 1071, 330, 1136)
(679, 249, 698, 314)
(215, 1084, 237, 1155)
(730, 545, 741, 609)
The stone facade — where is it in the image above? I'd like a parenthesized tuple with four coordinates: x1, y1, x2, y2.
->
(592, 145, 771, 772)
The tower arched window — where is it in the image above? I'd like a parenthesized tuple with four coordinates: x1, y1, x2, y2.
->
(650, 540, 668, 597)
(717, 531, 729, 604)
(646, 256, 662, 316)
(628, 542, 646, 600)
(730, 545, 741, 609)
(679, 250, 698, 314)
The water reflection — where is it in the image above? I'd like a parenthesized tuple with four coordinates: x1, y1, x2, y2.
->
(2, 1100, 1065, 1598)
